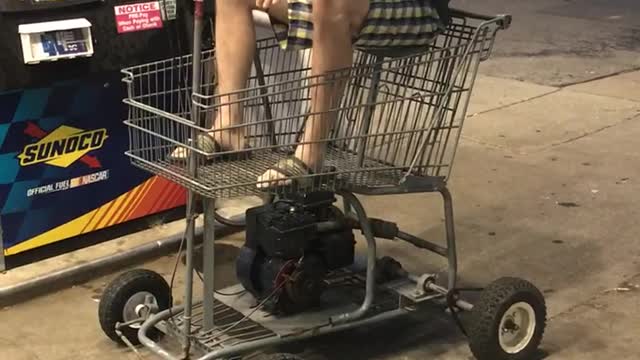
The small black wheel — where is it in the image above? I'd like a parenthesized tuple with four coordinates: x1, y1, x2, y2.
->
(468, 277, 546, 360)
(98, 269, 172, 346)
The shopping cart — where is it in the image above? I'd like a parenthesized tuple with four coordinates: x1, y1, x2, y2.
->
(98, 4, 547, 360)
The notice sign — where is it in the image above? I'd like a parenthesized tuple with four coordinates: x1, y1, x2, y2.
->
(114, 2, 163, 34)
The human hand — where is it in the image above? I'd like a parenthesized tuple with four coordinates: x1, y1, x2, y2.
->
(256, 0, 280, 10)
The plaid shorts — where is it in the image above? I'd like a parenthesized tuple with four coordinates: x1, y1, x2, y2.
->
(270, 0, 446, 51)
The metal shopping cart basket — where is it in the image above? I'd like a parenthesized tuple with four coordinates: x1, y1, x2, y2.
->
(98, 5, 547, 360)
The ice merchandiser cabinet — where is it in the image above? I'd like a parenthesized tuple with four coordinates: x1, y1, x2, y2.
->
(0, 0, 205, 270)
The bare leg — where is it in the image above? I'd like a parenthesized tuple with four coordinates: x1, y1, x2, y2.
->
(258, 0, 369, 186)
(171, 0, 287, 157)
(212, 0, 288, 150)
(210, 0, 258, 151)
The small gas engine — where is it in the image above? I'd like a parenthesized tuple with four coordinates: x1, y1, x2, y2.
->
(236, 192, 355, 314)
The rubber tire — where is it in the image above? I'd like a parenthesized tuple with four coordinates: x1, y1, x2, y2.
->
(468, 277, 547, 360)
(98, 269, 173, 346)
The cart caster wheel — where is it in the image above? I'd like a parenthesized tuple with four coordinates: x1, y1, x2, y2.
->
(99, 269, 172, 346)
(468, 277, 546, 360)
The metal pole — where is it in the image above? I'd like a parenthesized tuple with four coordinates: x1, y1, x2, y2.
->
(0, 223, 5, 272)
(356, 60, 383, 167)
(139, 304, 408, 360)
(396, 230, 448, 257)
(331, 191, 376, 325)
(182, 203, 196, 356)
(440, 187, 457, 290)
(202, 199, 216, 330)
(342, 194, 353, 218)
(253, 52, 277, 147)
(182, 0, 205, 355)
(425, 282, 473, 311)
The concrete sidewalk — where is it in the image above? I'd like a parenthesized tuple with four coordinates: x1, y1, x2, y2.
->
(1, 71, 639, 360)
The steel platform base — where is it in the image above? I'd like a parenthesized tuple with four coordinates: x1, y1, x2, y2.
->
(163, 268, 436, 358)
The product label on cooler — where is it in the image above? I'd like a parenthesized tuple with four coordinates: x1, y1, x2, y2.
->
(114, 1, 163, 34)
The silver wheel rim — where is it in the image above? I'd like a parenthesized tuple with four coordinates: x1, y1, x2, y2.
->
(123, 291, 158, 329)
(499, 301, 536, 354)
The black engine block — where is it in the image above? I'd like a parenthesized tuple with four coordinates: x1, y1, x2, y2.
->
(236, 191, 355, 314)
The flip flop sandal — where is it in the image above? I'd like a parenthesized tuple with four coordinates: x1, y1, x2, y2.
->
(258, 157, 315, 189)
(167, 133, 252, 163)
(258, 157, 339, 190)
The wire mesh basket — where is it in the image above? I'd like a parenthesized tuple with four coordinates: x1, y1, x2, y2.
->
(123, 15, 502, 199)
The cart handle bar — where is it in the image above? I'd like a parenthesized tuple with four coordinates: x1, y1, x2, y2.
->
(449, 7, 512, 30)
